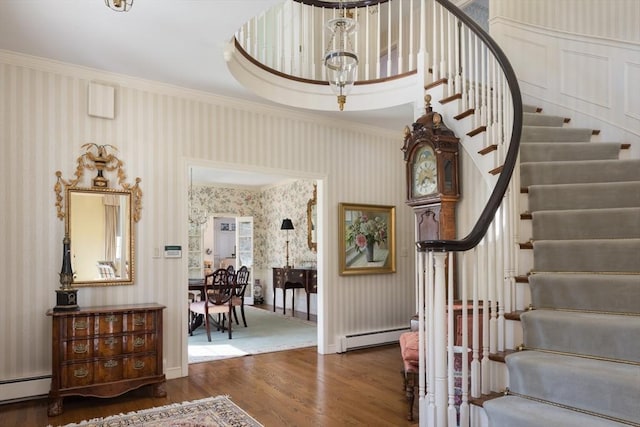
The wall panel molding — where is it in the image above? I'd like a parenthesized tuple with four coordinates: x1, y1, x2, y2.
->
(560, 49, 610, 108)
(624, 62, 640, 120)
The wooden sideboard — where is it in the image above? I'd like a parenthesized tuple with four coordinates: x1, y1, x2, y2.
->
(272, 268, 317, 320)
(46, 303, 166, 416)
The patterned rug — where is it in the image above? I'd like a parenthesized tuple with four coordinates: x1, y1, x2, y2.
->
(53, 396, 263, 427)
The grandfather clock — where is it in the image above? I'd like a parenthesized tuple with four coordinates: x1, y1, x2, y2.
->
(402, 95, 460, 295)
(402, 95, 460, 242)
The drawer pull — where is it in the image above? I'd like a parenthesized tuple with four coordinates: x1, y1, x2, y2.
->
(134, 317, 146, 326)
(104, 337, 118, 346)
(104, 360, 118, 368)
(133, 360, 145, 370)
(104, 315, 118, 323)
(74, 367, 89, 378)
(73, 343, 88, 354)
(73, 320, 88, 330)
(133, 337, 145, 347)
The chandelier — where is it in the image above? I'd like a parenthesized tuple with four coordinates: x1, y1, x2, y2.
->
(324, 2, 359, 111)
(105, 0, 133, 12)
(188, 168, 208, 227)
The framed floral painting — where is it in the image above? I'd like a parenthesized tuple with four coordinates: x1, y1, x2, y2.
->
(339, 203, 396, 275)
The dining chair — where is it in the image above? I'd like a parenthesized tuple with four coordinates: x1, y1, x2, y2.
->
(233, 266, 251, 327)
(189, 268, 241, 341)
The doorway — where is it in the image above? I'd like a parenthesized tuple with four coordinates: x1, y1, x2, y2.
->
(186, 163, 322, 363)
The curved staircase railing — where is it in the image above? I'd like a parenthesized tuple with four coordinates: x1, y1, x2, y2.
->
(410, 2, 522, 426)
(234, 2, 523, 425)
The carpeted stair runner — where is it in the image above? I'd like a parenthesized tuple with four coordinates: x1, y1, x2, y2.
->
(484, 106, 640, 427)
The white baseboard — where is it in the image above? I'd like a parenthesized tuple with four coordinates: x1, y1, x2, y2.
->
(0, 377, 50, 403)
(339, 327, 409, 352)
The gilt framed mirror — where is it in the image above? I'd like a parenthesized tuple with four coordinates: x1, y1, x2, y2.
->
(55, 144, 142, 287)
(307, 184, 317, 252)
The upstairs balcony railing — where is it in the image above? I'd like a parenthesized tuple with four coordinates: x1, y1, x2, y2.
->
(234, 1, 523, 426)
(236, 0, 420, 83)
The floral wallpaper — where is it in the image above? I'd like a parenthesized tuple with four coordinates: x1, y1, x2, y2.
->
(189, 179, 317, 272)
(262, 180, 318, 270)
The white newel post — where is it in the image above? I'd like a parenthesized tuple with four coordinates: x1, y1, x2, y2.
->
(433, 251, 448, 426)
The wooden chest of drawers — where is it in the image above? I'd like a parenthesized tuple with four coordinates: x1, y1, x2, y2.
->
(46, 303, 166, 416)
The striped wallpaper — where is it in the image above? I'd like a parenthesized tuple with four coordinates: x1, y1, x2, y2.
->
(0, 50, 416, 398)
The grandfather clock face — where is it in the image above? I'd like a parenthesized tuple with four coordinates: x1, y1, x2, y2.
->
(411, 144, 438, 198)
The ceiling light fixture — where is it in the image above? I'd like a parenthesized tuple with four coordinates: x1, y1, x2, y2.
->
(105, 0, 133, 12)
(323, 1, 359, 111)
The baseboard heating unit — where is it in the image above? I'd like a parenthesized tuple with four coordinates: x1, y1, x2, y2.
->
(339, 327, 409, 352)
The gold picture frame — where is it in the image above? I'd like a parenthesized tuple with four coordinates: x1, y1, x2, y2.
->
(339, 203, 396, 275)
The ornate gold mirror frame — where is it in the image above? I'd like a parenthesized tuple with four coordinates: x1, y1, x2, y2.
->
(54, 144, 142, 290)
(307, 183, 317, 252)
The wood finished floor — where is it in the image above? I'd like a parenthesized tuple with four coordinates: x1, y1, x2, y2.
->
(1, 344, 418, 426)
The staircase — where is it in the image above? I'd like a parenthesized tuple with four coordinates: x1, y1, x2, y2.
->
(483, 106, 640, 426)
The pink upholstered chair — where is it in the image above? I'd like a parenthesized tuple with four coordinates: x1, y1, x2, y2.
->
(399, 331, 419, 421)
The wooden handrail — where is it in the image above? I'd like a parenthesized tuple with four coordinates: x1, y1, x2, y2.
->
(416, 0, 523, 253)
(294, 0, 391, 8)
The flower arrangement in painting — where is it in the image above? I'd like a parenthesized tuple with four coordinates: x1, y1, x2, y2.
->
(346, 214, 387, 252)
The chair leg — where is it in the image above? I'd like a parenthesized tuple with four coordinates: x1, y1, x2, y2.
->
(217, 314, 223, 331)
(227, 308, 233, 339)
(204, 313, 212, 342)
(240, 304, 247, 327)
(232, 307, 240, 325)
(403, 370, 416, 421)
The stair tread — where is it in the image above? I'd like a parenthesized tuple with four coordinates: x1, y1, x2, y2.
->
(485, 395, 631, 427)
(521, 159, 640, 187)
(521, 142, 622, 162)
(533, 238, 640, 273)
(529, 272, 640, 314)
(521, 310, 640, 362)
(505, 351, 640, 423)
(489, 349, 518, 363)
(531, 207, 640, 240)
(528, 181, 640, 211)
(470, 391, 504, 407)
(505, 310, 524, 321)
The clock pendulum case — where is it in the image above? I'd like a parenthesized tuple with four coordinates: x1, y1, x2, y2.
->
(402, 95, 460, 294)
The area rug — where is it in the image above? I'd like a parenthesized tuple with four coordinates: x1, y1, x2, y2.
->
(188, 305, 317, 363)
(52, 396, 262, 427)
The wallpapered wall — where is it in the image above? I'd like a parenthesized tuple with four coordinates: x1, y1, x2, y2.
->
(0, 50, 416, 402)
(191, 179, 317, 274)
